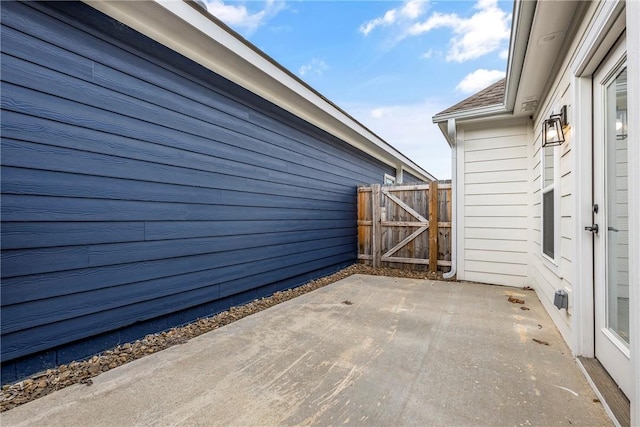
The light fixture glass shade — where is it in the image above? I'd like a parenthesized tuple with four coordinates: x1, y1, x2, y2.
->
(616, 109, 628, 140)
(542, 115, 565, 147)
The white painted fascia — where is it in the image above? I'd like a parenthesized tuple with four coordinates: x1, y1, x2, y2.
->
(83, 0, 435, 182)
(504, 0, 537, 113)
(432, 104, 509, 125)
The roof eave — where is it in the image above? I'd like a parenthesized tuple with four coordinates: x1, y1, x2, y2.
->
(434, 108, 521, 148)
(503, 0, 537, 113)
(432, 104, 508, 124)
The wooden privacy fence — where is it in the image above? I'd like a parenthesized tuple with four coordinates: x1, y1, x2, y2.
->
(357, 182, 452, 272)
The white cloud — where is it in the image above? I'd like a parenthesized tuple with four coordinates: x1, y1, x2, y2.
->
(362, 0, 510, 63)
(360, 0, 428, 36)
(456, 69, 505, 94)
(345, 100, 452, 179)
(204, 0, 285, 35)
(400, 0, 426, 19)
(422, 48, 435, 59)
(409, 0, 510, 62)
(408, 12, 457, 35)
(499, 48, 509, 60)
(360, 10, 397, 36)
(299, 58, 329, 77)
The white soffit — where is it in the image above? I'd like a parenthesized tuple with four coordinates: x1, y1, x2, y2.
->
(512, 0, 581, 119)
(83, 0, 435, 182)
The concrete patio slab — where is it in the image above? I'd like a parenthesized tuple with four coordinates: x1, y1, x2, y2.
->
(1, 275, 611, 426)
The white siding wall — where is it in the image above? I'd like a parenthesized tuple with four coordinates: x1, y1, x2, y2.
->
(453, 2, 639, 419)
(530, 76, 575, 343)
(527, 0, 630, 355)
(459, 121, 530, 286)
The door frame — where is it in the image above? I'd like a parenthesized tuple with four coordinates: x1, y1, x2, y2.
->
(569, 0, 638, 422)
(571, 1, 626, 360)
(592, 37, 630, 396)
(572, 3, 628, 355)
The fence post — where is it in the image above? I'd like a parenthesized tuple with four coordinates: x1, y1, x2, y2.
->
(429, 181, 439, 272)
(371, 184, 381, 268)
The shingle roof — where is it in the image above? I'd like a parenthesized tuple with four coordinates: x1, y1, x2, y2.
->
(436, 78, 505, 116)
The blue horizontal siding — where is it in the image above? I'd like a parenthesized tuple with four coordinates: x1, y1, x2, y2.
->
(1, 166, 354, 211)
(403, 170, 427, 183)
(1, 242, 354, 333)
(1, 17, 384, 184)
(2, 230, 355, 279)
(2, 249, 353, 359)
(0, 260, 347, 384)
(1, 127, 350, 201)
(0, 194, 353, 222)
(0, 0, 395, 376)
(1, 219, 353, 249)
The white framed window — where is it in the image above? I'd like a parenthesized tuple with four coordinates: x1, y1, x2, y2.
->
(384, 173, 396, 185)
(541, 143, 560, 263)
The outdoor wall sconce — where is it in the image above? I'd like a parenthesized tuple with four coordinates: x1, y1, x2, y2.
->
(616, 109, 628, 140)
(542, 105, 567, 147)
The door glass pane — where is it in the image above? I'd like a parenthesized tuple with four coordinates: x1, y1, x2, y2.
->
(606, 67, 629, 345)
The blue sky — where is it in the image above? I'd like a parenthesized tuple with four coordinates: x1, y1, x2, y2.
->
(203, 0, 513, 179)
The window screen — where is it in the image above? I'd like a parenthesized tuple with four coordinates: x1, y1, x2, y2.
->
(542, 189, 554, 258)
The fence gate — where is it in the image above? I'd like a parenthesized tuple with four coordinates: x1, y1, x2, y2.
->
(357, 182, 451, 272)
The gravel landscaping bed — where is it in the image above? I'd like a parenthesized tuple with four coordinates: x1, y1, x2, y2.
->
(0, 264, 444, 412)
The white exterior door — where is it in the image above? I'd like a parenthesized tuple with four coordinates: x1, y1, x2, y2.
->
(592, 37, 632, 399)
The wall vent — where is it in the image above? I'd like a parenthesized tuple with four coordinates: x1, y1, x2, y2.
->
(521, 99, 538, 112)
